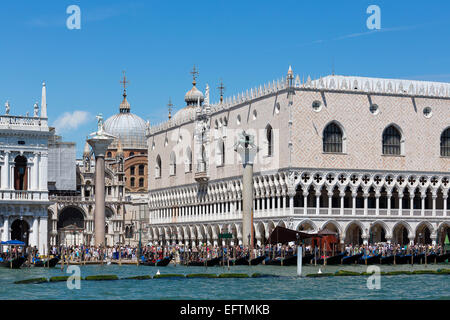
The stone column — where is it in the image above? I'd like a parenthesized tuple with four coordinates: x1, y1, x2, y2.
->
(1, 152, 9, 189)
(303, 191, 308, 215)
(351, 191, 357, 216)
(234, 131, 258, 248)
(340, 191, 345, 216)
(327, 190, 332, 215)
(387, 192, 392, 216)
(444, 194, 448, 217)
(363, 193, 369, 216)
(2, 215, 9, 242)
(32, 217, 39, 248)
(39, 152, 48, 191)
(87, 118, 115, 247)
(315, 191, 320, 215)
(398, 192, 403, 216)
(432, 192, 437, 217)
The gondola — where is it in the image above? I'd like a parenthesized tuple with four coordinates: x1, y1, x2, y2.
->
(301, 253, 314, 265)
(0, 256, 26, 269)
(380, 255, 395, 265)
(435, 252, 450, 263)
(413, 253, 425, 264)
(342, 253, 363, 265)
(142, 256, 172, 267)
(206, 256, 222, 267)
(315, 253, 346, 265)
(358, 254, 381, 265)
(34, 257, 60, 268)
(250, 255, 266, 266)
(426, 252, 437, 263)
(280, 255, 297, 266)
(392, 254, 409, 265)
(264, 257, 282, 266)
(187, 256, 222, 267)
(233, 255, 249, 266)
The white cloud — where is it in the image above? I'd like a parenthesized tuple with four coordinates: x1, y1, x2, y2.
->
(53, 110, 91, 133)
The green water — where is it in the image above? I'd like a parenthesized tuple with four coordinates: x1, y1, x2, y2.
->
(1, 264, 448, 300)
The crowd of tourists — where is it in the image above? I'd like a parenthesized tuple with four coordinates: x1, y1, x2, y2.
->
(40, 241, 448, 264)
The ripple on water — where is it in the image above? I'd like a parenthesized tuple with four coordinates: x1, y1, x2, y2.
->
(1, 264, 449, 300)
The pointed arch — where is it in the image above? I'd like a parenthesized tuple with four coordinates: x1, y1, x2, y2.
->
(382, 124, 404, 155)
(265, 124, 273, 157)
(440, 127, 450, 157)
(169, 151, 176, 176)
(155, 155, 161, 178)
(323, 121, 345, 153)
(185, 146, 192, 172)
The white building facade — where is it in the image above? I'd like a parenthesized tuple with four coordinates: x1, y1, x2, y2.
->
(0, 83, 52, 254)
(146, 67, 450, 248)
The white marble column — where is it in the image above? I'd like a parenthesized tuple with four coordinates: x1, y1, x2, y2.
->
(340, 191, 345, 216)
(39, 152, 48, 191)
(32, 217, 39, 248)
(2, 216, 9, 242)
(351, 192, 357, 216)
(1, 151, 10, 189)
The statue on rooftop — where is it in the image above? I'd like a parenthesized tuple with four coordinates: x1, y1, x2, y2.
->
(5, 101, 10, 115)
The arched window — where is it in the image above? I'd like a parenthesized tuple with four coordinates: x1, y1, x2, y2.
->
(130, 177, 135, 187)
(323, 122, 343, 153)
(107, 152, 112, 158)
(169, 151, 176, 176)
(382, 125, 402, 155)
(266, 124, 273, 157)
(14, 155, 28, 190)
(155, 155, 161, 178)
(185, 147, 192, 173)
(216, 139, 225, 166)
(129, 152, 134, 157)
(441, 128, 450, 157)
(130, 166, 135, 175)
(139, 178, 144, 187)
(138, 164, 144, 175)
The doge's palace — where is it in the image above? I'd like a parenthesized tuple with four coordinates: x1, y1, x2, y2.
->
(147, 66, 450, 248)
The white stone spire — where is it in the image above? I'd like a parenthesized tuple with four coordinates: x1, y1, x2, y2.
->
(41, 82, 47, 118)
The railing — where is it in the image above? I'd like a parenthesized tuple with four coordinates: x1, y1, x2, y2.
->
(49, 195, 94, 202)
(0, 115, 47, 128)
(0, 190, 48, 201)
(149, 206, 448, 225)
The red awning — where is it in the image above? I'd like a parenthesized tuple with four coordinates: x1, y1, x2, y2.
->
(265, 226, 320, 245)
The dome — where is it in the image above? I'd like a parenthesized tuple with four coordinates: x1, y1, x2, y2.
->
(172, 106, 195, 123)
(184, 83, 204, 105)
(104, 95, 147, 150)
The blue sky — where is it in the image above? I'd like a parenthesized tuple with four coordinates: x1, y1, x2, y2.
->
(1, 0, 449, 156)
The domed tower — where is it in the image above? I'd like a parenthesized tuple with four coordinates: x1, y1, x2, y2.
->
(103, 72, 148, 192)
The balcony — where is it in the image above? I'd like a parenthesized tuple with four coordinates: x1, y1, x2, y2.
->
(0, 190, 49, 202)
(195, 162, 209, 183)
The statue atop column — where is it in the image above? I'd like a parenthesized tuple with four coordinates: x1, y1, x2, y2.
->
(5, 101, 10, 115)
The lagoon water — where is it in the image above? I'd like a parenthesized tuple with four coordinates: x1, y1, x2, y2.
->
(1, 263, 448, 300)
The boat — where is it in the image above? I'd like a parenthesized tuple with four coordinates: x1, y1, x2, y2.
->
(342, 253, 363, 265)
(426, 252, 437, 263)
(413, 253, 425, 264)
(142, 256, 172, 267)
(316, 253, 346, 265)
(301, 253, 314, 265)
(435, 252, 450, 263)
(358, 254, 381, 265)
(233, 255, 249, 266)
(264, 257, 282, 266)
(34, 257, 60, 268)
(392, 254, 409, 264)
(280, 255, 297, 266)
(0, 256, 26, 269)
(380, 255, 395, 264)
(206, 256, 222, 267)
(187, 256, 222, 267)
(250, 255, 266, 266)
